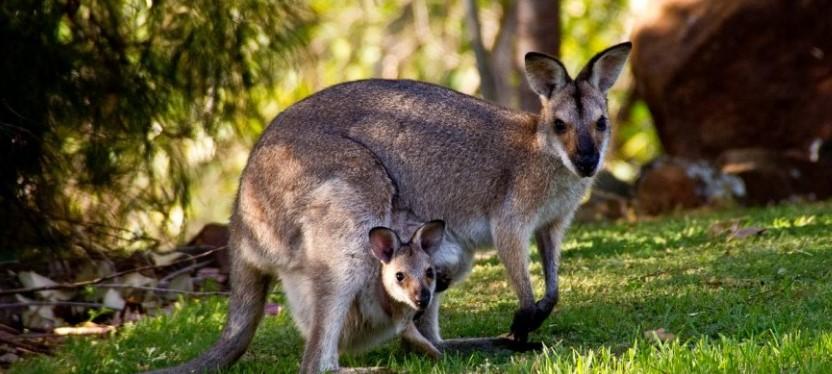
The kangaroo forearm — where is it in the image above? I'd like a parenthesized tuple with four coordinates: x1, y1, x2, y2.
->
(402, 322, 442, 360)
(534, 224, 563, 304)
(495, 238, 535, 307)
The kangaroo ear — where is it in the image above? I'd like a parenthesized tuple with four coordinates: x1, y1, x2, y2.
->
(369, 227, 400, 264)
(413, 220, 445, 256)
(577, 42, 632, 93)
(524, 52, 571, 98)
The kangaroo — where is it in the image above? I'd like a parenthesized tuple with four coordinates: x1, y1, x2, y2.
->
(336, 221, 445, 360)
(154, 221, 446, 373)
(158, 42, 632, 373)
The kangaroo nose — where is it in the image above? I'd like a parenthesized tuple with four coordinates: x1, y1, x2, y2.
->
(574, 153, 599, 176)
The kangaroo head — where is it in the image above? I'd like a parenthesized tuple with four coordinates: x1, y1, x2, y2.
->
(524, 42, 632, 178)
(368, 220, 445, 311)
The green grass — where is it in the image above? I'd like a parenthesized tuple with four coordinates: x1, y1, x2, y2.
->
(11, 202, 832, 373)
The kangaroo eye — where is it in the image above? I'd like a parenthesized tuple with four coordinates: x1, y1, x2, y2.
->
(554, 119, 567, 134)
(596, 117, 608, 131)
(426, 267, 434, 278)
(395, 272, 405, 282)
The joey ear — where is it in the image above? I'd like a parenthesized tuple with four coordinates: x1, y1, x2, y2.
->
(576, 42, 632, 93)
(412, 220, 445, 256)
(369, 227, 400, 264)
(524, 52, 571, 98)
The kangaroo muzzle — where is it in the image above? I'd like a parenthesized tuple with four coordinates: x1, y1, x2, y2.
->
(413, 288, 432, 310)
(574, 151, 599, 177)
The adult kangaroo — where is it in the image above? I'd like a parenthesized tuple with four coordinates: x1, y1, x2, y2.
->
(161, 42, 631, 373)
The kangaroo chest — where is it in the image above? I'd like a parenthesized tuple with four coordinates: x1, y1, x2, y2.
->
(535, 176, 592, 226)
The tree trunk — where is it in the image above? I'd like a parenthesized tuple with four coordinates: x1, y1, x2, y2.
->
(490, 1, 519, 107)
(515, 0, 560, 113)
(464, 0, 560, 111)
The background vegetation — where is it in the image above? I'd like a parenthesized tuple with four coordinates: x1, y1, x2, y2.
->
(3, 0, 830, 371)
(1, 0, 313, 257)
(1, 0, 656, 259)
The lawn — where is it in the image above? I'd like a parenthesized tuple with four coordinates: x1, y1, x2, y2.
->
(11, 201, 832, 373)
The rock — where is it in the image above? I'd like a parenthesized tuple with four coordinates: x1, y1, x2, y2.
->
(635, 157, 744, 215)
(631, 0, 832, 159)
(718, 148, 832, 204)
(0, 353, 20, 365)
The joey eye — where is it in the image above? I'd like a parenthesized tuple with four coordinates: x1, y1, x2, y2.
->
(554, 119, 567, 134)
(596, 117, 608, 131)
(395, 272, 405, 282)
(426, 267, 434, 279)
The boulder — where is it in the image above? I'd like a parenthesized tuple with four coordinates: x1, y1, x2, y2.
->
(635, 157, 744, 215)
(631, 0, 832, 159)
(718, 147, 832, 204)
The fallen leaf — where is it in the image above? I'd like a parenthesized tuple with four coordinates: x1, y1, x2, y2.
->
(264, 303, 282, 316)
(151, 251, 183, 266)
(710, 220, 767, 240)
(15, 294, 63, 330)
(103, 288, 126, 310)
(122, 272, 157, 288)
(644, 328, 676, 343)
(54, 323, 115, 336)
(729, 226, 766, 240)
(17, 271, 73, 301)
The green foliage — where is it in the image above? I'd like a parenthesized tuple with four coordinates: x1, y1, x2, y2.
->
(560, 0, 630, 68)
(0, 0, 313, 255)
(0, 0, 664, 257)
(12, 201, 832, 372)
(560, 0, 662, 178)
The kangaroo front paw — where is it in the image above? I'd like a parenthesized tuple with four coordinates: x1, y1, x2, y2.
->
(508, 306, 535, 342)
(508, 300, 553, 342)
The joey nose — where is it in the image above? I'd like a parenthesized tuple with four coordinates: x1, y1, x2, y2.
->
(415, 289, 432, 309)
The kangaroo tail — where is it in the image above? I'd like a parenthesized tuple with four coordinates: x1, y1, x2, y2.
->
(149, 258, 271, 373)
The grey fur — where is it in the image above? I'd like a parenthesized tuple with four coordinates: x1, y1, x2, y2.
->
(155, 42, 631, 373)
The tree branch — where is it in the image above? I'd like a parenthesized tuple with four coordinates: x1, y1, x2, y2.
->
(0, 246, 225, 296)
(157, 260, 213, 287)
(97, 284, 228, 296)
(463, 0, 498, 101)
(0, 301, 107, 310)
(0, 331, 51, 355)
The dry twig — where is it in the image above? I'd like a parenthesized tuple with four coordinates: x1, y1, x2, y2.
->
(0, 331, 51, 355)
(0, 301, 107, 310)
(0, 246, 225, 296)
(97, 284, 228, 296)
